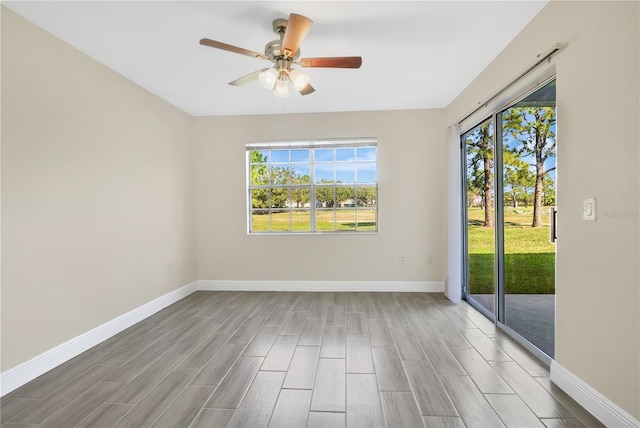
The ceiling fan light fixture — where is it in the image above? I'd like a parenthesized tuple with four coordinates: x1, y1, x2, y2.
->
(258, 68, 279, 90)
(288, 69, 310, 92)
(200, 12, 363, 98)
(273, 76, 290, 98)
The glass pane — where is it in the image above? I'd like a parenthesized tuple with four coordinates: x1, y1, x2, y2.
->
(270, 208, 290, 231)
(356, 186, 377, 207)
(337, 209, 356, 231)
(250, 165, 269, 185)
(357, 209, 377, 231)
(251, 189, 269, 209)
(291, 210, 310, 231)
(501, 79, 556, 357)
(270, 150, 289, 162)
(291, 149, 309, 162)
(316, 209, 335, 231)
(292, 165, 310, 183)
(270, 188, 289, 208)
(336, 163, 356, 184)
(356, 147, 376, 161)
(315, 148, 334, 162)
(336, 187, 355, 207)
(316, 187, 335, 208)
(357, 163, 376, 183)
(271, 164, 290, 184)
(336, 148, 355, 161)
(464, 118, 495, 316)
(251, 210, 269, 231)
(315, 164, 334, 183)
(250, 150, 268, 164)
(291, 188, 310, 209)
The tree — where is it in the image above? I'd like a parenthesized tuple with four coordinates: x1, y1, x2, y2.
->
(336, 187, 354, 206)
(250, 151, 269, 209)
(267, 166, 295, 208)
(269, 188, 289, 208)
(315, 180, 355, 207)
(251, 189, 269, 210)
(316, 180, 336, 207)
(356, 187, 376, 206)
(542, 175, 556, 206)
(250, 151, 268, 181)
(270, 165, 291, 186)
(466, 122, 494, 227)
(467, 171, 484, 208)
(503, 106, 556, 227)
(291, 175, 310, 208)
(503, 147, 535, 208)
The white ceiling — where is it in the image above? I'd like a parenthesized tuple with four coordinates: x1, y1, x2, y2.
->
(4, 1, 548, 117)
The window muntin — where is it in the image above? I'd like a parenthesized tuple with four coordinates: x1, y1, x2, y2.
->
(247, 139, 378, 233)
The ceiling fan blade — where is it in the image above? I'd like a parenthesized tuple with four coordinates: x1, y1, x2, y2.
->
(299, 83, 315, 96)
(229, 68, 269, 86)
(300, 56, 363, 69)
(200, 38, 268, 60)
(281, 13, 313, 58)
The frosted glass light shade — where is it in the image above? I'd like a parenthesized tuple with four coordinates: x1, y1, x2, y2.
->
(259, 68, 278, 90)
(273, 78, 290, 98)
(288, 69, 310, 91)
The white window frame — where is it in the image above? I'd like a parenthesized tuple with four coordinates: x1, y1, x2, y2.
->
(246, 138, 378, 234)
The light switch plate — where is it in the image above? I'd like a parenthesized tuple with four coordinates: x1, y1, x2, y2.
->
(583, 198, 596, 221)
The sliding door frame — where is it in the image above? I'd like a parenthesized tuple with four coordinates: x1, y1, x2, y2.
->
(494, 113, 506, 325)
(460, 72, 557, 365)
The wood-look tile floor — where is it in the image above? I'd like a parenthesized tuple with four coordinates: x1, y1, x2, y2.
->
(1, 291, 604, 428)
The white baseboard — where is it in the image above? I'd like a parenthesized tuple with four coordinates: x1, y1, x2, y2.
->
(0, 281, 198, 397)
(196, 280, 444, 293)
(550, 361, 640, 427)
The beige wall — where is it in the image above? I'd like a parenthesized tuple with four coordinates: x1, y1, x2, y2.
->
(193, 110, 446, 282)
(1, 8, 196, 370)
(3, 1, 638, 419)
(446, 1, 639, 419)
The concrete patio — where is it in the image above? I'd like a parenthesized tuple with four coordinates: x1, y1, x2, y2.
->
(469, 294, 555, 358)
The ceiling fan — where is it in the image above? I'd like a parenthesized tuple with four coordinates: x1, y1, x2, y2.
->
(199, 13, 363, 97)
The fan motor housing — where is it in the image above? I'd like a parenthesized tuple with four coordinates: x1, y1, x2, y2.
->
(265, 40, 300, 61)
(264, 40, 282, 60)
(267, 18, 301, 61)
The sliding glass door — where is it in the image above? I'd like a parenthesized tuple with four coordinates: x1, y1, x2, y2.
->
(463, 79, 557, 358)
(462, 119, 496, 318)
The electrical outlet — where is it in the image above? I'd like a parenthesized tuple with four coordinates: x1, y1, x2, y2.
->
(399, 256, 407, 265)
(425, 255, 432, 265)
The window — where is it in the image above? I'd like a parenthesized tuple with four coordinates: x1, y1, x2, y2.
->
(247, 139, 378, 233)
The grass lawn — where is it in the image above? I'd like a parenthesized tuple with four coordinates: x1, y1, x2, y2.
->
(252, 209, 377, 232)
(253, 206, 554, 294)
(468, 207, 556, 294)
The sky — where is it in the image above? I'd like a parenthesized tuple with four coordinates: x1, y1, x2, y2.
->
(254, 146, 377, 185)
